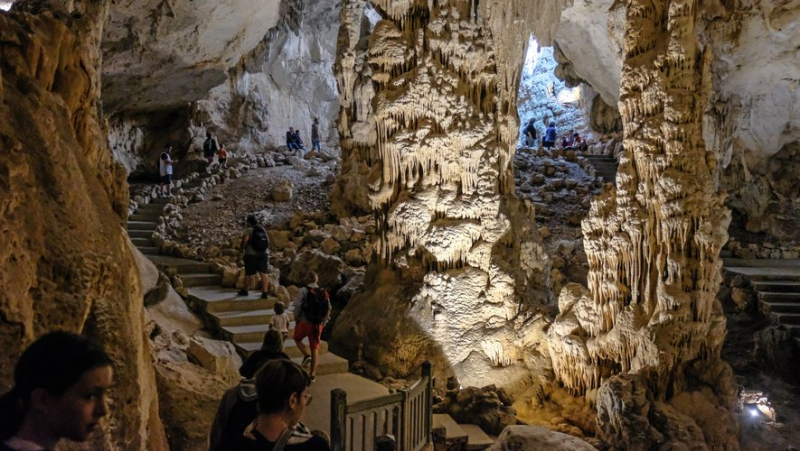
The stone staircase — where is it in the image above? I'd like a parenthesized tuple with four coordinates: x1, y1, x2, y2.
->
(128, 199, 166, 255)
(433, 414, 494, 450)
(723, 258, 800, 348)
(583, 154, 618, 183)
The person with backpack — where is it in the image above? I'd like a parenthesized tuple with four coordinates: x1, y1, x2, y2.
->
(238, 215, 270, 299)
(522, 118, 536, 147)
(212, 359, 330, 451)
(204, 131, 219, 168)
(290, 272, 330, 382)
(158, 144, 177, 198)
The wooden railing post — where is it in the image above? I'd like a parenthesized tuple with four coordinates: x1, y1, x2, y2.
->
(331, 389, 347, 451)
(422, 361, 433, 447)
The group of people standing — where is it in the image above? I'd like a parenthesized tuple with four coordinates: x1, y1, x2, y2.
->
(522, 118, 588, 152)
(286, 118, 322, 155)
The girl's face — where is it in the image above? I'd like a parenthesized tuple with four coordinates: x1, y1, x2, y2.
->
(44, 365, 113, 442)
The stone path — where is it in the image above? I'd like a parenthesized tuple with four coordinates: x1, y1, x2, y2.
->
(126, 188, 391, 436)
(433, 414, 494, 450)
(724, 257, 800, 348)
(583, 154, 618, 183)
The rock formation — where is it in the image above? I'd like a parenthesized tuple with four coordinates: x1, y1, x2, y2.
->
(330, 0, 553, 394)
(547, 1, 738, 447)
(0, 4, 166, 449)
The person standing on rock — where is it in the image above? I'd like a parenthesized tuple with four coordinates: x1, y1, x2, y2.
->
(523, 118, 536, 147)
(291, 272, 330, 383)
(0, 332, 113, 451)
(204, 132, 219, 169)
(311, 118, 321, 152)
(292, 127, 306, 156)
(238, 215, 270, 299)
(159, 144, 177, 198)
(543, 122, 557, 149)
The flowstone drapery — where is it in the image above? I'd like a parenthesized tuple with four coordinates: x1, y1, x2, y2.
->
(331, 0, 553, 392)
(547, 0, 738, 447)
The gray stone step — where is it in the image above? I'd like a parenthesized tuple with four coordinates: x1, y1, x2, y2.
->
(760, 301, 800, 315)
(130, 237, 153, 247)
(179, 273, 223, 288)
(187, 286, 278, 313)
(433, 414, 468, 443)
(134, 203, 165, 212)
(127, 221, 158, 231)
(129, 212, 162, 222)
(138, 247, 160, 255)
(786, 324, 800, 337)
(758, 292, 800, 303)
(772, 312, 800, 325)
(236, 339, 328, 358)
(128, 230, 154, 239)
(221, 323, 297, 344)
(461, 424, 494, 450)
(146, 255, 212, 274)
(210, 309, 294, 328)
(752, 281, 800, 293)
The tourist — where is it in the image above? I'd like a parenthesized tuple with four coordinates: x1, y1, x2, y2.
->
(311, 118, 321, 152)
(572, 133, 588, 152)
(291, 272, 331, 382)
(159, 144, 177, 197)
(522, 118, 536, 147)
(214, 359, 330, 450)
(561, 130, 575, 149)
(239, 330, 290, 379)
(270, 302, 291, 341)
(292, 127, 306, 156)
(218, 143, 228, 169)
(543, 122, 557, 149)
(211, 330, 289, 451)
(286, 127, 300, 152)
(238, 215, 270, 299)
(204, 132, 219, 168)
(0, 331, 113, 451)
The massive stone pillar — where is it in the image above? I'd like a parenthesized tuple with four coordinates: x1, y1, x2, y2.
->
(0, 4, 167, 449)
(547, 0, 737, 447)
(331, 0, 555, 394)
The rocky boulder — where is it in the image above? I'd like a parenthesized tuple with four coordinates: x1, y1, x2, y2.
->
(281, 249, 346, 290)
(490, 426, 596, 450)
(434, 385, 519, 436)
(187, 337, 242, 385)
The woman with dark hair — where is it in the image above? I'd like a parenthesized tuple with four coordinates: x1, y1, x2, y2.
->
(0, 331, 113, 450)
(217, 359, 329, 450)
(239, 329, 290, 379)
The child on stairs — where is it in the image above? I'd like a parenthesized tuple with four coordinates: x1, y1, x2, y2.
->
(270, 302, 290, 341)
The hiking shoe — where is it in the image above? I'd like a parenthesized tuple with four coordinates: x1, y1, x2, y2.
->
(301, 355, 311, 367)
(237, 289, 249, 297)
(260, 292, 269, 299)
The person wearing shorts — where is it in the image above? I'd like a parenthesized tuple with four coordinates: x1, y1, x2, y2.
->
(238, 215, 270, 299)
(159, 144, 177, 197)
(291, 272, 330, 382)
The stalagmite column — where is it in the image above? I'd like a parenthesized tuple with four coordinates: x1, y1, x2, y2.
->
(547, 0, 737, 447)
(332, 0, 554, 392)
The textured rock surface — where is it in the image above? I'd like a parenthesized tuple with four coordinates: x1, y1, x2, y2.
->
(547, 1, 738, 448)
(0, 5, 166, 449)
(490, 425, 596, 451)
(330, 0, 553, 394)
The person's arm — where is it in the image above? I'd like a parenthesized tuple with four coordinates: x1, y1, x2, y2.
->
(240, 230, 249, 251)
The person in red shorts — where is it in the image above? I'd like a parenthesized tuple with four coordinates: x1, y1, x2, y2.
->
(290, 272, 331, 382)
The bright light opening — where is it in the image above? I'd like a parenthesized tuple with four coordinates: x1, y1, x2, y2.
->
(557, 87, 582, 104)
(748, 408, 759, 418)
(0, 2, 13, 11)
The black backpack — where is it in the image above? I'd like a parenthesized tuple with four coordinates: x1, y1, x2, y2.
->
(302, 287, 330, 325)
(249, 226, 269, 253)
(204, 138, 218, 155)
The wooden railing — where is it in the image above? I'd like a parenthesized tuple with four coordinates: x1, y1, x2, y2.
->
(331, 362, 433, 451)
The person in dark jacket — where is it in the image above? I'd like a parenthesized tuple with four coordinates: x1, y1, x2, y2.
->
(286, 127, 301, 151)
(543, 122, 557, 149)
(240, 330, 290, 379)
(522, 118, 537, 147)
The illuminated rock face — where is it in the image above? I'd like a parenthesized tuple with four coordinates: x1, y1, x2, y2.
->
(332, 0, 552, 393)
(547, 0, 737, 446)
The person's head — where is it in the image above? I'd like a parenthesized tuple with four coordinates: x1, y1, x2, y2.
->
(314, 118, 319, 124)
(308, 271, 319, 285)
(274, 301, 285, 315)
(0, 331, 114, 443)
(255, 359, 312, 425)
(549, 122, 555, 127)
(289, 127, 294, 132)
(528, 118, 534, 124)
(164, 144, 172, 153)
(246, 215, 258, 227)
(261, 329, 284, 354)
(573, 133, 580, 138)
(206, 131, 212, 139)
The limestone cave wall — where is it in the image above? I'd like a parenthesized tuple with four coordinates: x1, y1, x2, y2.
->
(0, 4, 167, 449)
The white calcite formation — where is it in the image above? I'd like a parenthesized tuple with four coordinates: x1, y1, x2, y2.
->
(547, 0, 737, 447)
(332, 0, 552, 393)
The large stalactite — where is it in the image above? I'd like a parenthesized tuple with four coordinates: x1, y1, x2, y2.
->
(547, 0, 738, 447)
(331, 0, 557, 393)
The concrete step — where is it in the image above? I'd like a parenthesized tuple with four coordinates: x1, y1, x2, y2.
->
(134, 203, 165, 211)
(752, 281, 800, 293)
(127, 221, 158, 231)
(758, 292, 800, 303)
(433, 414, 468, 446)
(460, 424, 494, 450)
(130, 237, 153, 247)
(179, 273, 223, 288)
(211, 309, 295, 328)
(128, 230, 154, 239)
(787, 324, 800, 337)
(760, 301, 800, 315)
(221, 323, 296, 344)
(292, 353, 348, 376)
(236, 339, 328, 358)
(129, 212, 162, 222)
(720, 249, 733, 258)
(138, 247, 160, 255)
(187, 286, 278, 313)
(772, 312, 800, 325)
(303, 372, 391, 434)
(146, 255, 212, 274)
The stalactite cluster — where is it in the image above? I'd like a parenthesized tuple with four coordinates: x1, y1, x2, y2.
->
(548, 0, 731, 402)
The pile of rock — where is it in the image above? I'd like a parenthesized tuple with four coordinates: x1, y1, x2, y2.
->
(725, 238, 800, 260)
(434, 384, 520, 436)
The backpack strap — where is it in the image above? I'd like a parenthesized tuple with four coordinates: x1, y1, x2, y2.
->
(273, 427, 294, 451)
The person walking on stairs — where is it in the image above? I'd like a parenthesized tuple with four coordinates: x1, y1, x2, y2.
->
(159, 144, 177, 198)
(215, 359, 330, 450)
(291, 272, 331, 382)
(238, 215, 270, 299)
